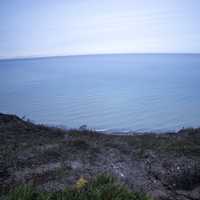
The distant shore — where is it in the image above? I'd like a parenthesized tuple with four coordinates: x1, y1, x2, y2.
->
(1, 52, 200, 61)
(0, 113, 200, 200)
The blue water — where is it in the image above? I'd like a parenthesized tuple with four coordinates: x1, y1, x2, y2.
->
(0, 54, 200, 132)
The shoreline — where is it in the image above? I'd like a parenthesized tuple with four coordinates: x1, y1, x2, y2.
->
(3, 111, 198, 136)
(1, 52, 200, 62)
(9, 114, 197, 136)
(1, 113, 200, 200)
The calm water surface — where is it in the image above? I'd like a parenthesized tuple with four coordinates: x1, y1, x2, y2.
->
(0, 54, 200, 132)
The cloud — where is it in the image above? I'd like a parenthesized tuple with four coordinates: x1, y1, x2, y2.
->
(0, 0, 200, 58)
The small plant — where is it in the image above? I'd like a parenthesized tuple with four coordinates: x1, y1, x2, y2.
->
(75, 176, 88, 190)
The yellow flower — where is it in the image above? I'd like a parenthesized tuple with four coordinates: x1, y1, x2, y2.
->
(75, 176, 88, 190)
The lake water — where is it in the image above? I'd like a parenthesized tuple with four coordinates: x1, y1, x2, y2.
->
(0, 54, 200, 133)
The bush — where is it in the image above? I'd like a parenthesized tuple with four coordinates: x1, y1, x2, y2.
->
(7, 175, 152, 200)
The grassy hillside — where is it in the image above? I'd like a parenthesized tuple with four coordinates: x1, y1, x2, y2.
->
(0, 113, 200, 200)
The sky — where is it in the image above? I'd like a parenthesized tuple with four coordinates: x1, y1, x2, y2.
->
(0, 0, 200, 58)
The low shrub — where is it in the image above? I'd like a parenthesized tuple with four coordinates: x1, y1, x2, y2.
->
(7, 174, 152, 200)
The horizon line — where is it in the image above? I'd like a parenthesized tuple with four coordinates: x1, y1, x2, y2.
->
(1, 52, 200, 61)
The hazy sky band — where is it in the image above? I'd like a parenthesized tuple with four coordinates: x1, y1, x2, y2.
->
(1, 0, 200, 58)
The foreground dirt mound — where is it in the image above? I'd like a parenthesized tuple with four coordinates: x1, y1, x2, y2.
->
(0, 113, 200, 200)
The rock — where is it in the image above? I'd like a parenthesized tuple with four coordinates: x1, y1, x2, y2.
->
(190, 186, 200, 199)
(148, 189, 168, 199)
(70, 160, 82, 170)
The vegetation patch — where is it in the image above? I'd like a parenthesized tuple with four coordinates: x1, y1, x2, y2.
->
(6, 175, 152, 200)
(1, 113, 200, 200)
(68, 140, 90, 151)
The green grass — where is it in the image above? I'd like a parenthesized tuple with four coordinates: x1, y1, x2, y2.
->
(7, 175, 152, 200)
